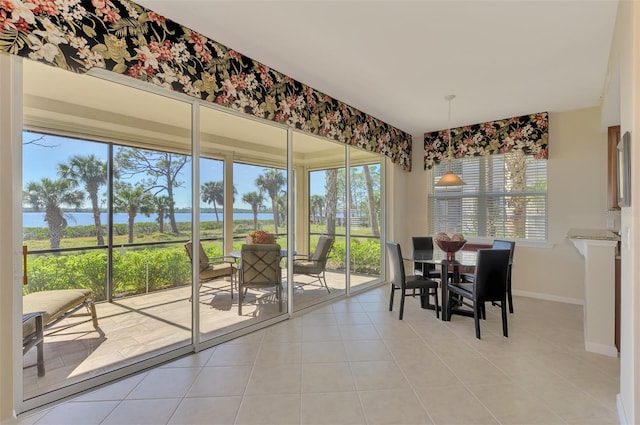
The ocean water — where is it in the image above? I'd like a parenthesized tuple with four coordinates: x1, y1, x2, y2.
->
(23, 211, 273, 228)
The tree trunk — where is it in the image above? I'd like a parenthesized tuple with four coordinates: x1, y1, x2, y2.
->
(252, 206, 259, 229)
(46, 208, 65, 249)
(157, 212, 164, 233)
(128, 213, 135, 244)
(271, 197, 279, 234)
(213, 202, 220, 222)
(326, 169, 338, 235)
(89, 190, 104, 245)
(166, 183, 179, 234)
(363, 165, 380, 237)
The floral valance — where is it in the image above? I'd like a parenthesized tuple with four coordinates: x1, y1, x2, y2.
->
(0, 0, 413, 170)
(423, 112, 548, 169)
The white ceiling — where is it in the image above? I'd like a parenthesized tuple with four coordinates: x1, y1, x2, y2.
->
(135, 0, 618, 136)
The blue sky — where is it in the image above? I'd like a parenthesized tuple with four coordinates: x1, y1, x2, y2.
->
(23, 131, 325, 210)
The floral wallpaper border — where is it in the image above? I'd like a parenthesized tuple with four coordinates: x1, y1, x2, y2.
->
(424, 112, 549, 169)
(0, 0, 413, 170)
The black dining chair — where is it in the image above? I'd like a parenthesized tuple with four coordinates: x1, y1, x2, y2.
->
(461, 239, 516, 313)
(447, 248, 510, 339)
(411, 236, 441, 280)
(386, 241, 439, 320)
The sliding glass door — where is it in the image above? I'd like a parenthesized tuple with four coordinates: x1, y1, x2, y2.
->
(18, 57, 385, 412)
(22, 59, 194, 403)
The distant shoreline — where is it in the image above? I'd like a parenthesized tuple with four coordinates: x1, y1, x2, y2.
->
(22, 211, 274, 229)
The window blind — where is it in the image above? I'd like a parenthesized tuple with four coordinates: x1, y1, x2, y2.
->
(429, 151, 547, 240)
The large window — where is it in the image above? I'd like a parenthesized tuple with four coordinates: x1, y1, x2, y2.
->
(429, 151, 547, 240)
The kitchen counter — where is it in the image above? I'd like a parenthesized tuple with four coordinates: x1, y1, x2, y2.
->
(566, 228, 620, 241)
(567, 228, 619, 357)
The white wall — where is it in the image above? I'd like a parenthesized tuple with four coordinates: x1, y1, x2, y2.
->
(399, 108, 608, 305)
(605, 1, 639, 423)
(515, 107, 608, 303)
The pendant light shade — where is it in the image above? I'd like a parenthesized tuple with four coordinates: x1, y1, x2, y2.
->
(435, 94, 465, 187)
(435, 171, 466, 187)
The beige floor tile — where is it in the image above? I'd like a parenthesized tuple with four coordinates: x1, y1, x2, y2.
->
(185, 365, 252, 397)
(373, 321, 421, 341)
(244, 363, 301, 395)
(359, 388, 432, 425)
(384, 337, 433, 363)
(255, 341, 302, 365)
(398, 356, 463, 389)
(350, 360, 410, 391)
(334, 311, 372, 324)
(567, 375, 620, 411)
(301, 324, 341, 342)
(236, 394, 301, 425)
(101, 398, 181, 425)
(484, 354, 561, 381)
(343, 340, 393, 362)
(300, 391, 365, 425)
(416, 384, 499, 425)
(331, 300, 366, 313)
(468, 382, 565, 424)
(301, 341, 348, 363)
(365, 310, 399, 324)
(126, 367, 201, 399)
(338, 323, 380, 340)
(441, 356, 511, 386)
(18, 289, 623, 425)
(359, 301, 390, 313)
(302, 313, 337, 327)
(528, 380, 617, 421)
(264, 321, 303, 342)
(168, 396, 242, 425)
(33, 400, 120, 425)
(74, 373, 147, 401)
(206, 343, 260, 366)
(302, 362, 355, 393)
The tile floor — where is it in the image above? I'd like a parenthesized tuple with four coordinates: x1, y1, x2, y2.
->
(23, 272, 374, 399)
(16, 286, 621, 425)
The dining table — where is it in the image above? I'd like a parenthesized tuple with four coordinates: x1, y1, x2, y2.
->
(412, 250, 478, 321)
(229, 249, 293, 259)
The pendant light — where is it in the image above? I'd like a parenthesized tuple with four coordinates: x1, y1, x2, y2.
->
(435, 95, 465, 187)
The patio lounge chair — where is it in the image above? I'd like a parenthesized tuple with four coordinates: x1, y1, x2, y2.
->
(22, 288, 99, 376)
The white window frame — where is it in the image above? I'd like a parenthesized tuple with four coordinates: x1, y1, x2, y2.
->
(429, 151, 548, 243)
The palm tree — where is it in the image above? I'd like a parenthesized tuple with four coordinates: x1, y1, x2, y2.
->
(242, 191, 264, 229)
(201, 181, 224, 222)
(58, 155, 108, 245)
(311, 194, 325, 224)
(154, 195, 172, 233)
(255, 169, 285, 234)
(363, 165, 380, 237)
(325, 169, 338, 235)
(113, 182, 154, 244)
(24, 177, 84, 249)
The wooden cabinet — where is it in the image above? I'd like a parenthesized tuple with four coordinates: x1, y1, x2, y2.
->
(608, 126, 621, 210)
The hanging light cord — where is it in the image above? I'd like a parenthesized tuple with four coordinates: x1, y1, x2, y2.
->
(445, 94, 455, 160)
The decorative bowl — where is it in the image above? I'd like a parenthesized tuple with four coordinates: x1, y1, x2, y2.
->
(434, 239, 467, 260)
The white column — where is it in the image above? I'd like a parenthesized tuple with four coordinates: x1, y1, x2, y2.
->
(570, 237, 618, 357)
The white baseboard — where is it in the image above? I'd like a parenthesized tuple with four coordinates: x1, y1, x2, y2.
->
(617, 393, 627, 425)
(512, 290, 583, 306)
(585, 341, 618, 357)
